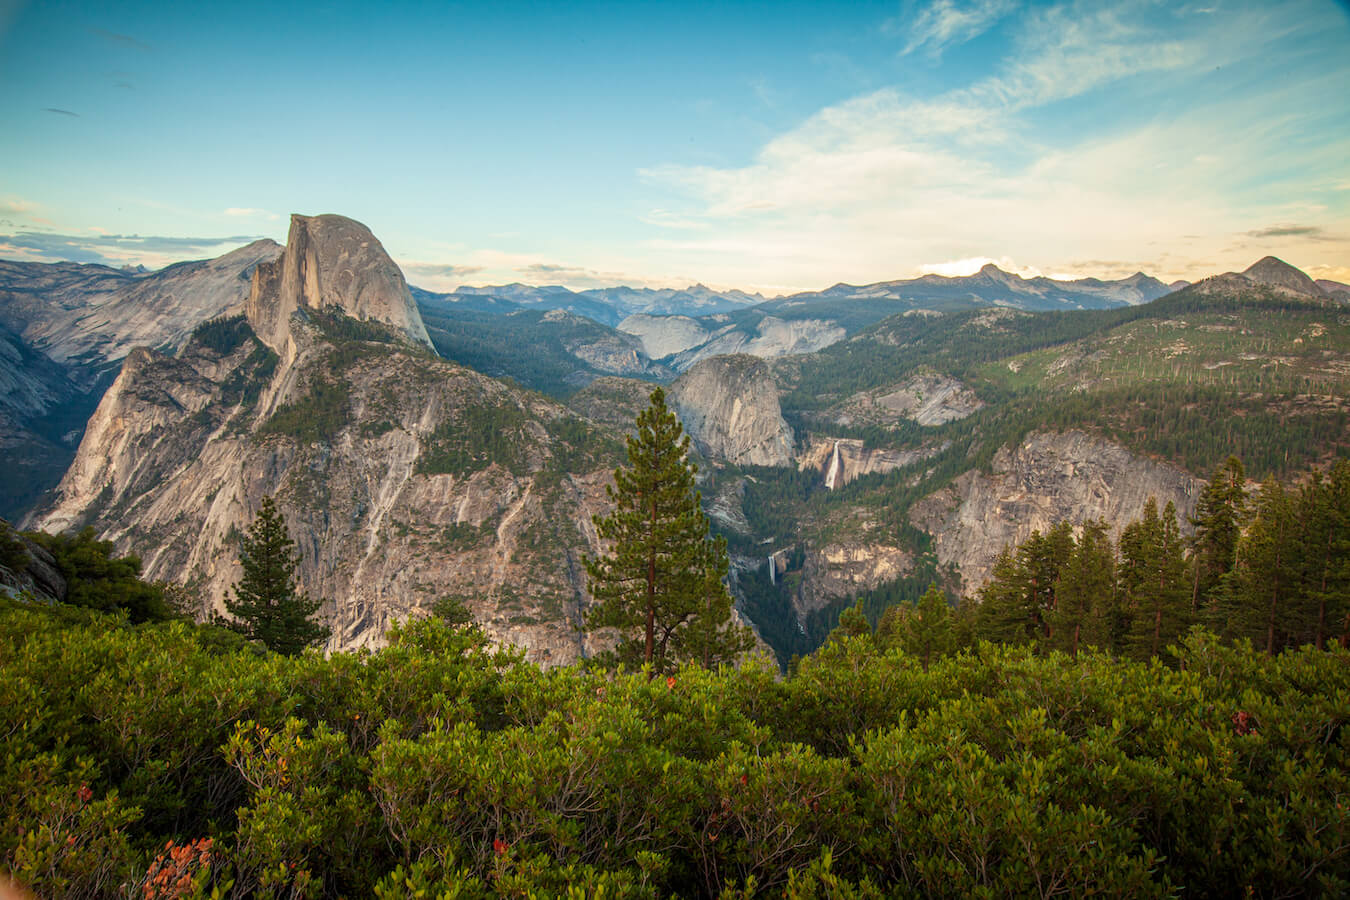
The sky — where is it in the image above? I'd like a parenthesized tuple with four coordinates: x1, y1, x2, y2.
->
(1, 0, 1347, 295)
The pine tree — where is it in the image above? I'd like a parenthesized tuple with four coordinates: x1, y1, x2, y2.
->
(1232, 480, 1297, 654)
(1190, 456, 1246, 619)
(225, 496, 329, 655)
(1119, 499, 1190, 661)
(896, 583, 954, 671)
(585, 388, 751, 674)
(1054, 520, 1116, 656)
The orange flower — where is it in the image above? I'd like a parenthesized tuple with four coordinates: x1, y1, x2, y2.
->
(666, 676, 676, 689)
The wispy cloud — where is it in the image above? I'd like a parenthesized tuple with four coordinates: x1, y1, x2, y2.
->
(894, 0, 1020, 56)
(517, 262, 633, 288)
(43, 108, 79, 117)
(223, 207, 280, 220)
(1245, 224, 1336, 240)
(0, 199, 37, 216)
(89, 27, 151, 51)
(0, 231, 267, 267)
(402, 262, 486, 278)
(641, 0, 1350, 287)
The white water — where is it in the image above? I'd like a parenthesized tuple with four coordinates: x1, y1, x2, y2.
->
(824, 440, 842, 490)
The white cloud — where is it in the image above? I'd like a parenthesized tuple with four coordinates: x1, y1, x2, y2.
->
(223, 207, 279, 220)
(639, 0, 1350, 289)
(895, 0, 1020, 56)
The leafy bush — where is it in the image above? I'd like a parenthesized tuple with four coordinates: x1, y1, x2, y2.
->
(4, 596, 1349, 898)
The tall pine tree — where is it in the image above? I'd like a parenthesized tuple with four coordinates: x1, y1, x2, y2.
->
(585, 388, 752, 673)
(225, 496, 329, 655)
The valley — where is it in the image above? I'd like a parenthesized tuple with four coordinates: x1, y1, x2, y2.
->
(2, 216, 1348, 668)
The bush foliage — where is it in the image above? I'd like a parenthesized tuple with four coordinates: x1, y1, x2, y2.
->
(3, 597, 1348, 898)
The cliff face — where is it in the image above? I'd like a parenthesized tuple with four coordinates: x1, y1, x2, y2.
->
(30, 217, 617, 666)
(0, 240, 282, 375)
(797, 437, 946, 489)
(670, 355, 795, 467)
(246, 214, 432, 354)
(909, 430, 1204, 591)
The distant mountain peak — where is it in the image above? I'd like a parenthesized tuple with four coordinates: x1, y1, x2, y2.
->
(1241, 256, 1323, 297)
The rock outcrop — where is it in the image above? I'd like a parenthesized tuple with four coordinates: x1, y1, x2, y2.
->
(670, 355, 794, 467)
(618, 313, 711, 359)
(909, 430, 1204, 591)
(29, 218, 620, 666)
(245, 214, 433, 354)
(797, 543, 913, 616)
(820, 373, 983, 429)
(0, 240, 282, 374)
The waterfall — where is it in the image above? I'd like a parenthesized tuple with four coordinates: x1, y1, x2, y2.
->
(824, 440, 842, 490)
(768, 555, 776, 585)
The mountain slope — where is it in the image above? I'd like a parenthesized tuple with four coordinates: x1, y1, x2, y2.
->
(0, 240, 284, 519)
(30, 215, 624, 663)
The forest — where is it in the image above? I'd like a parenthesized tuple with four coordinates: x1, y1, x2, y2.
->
(3, 453, 1349, 897)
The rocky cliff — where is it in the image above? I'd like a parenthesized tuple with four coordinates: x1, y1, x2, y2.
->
(0, 240, 284, 518)
(246, 214, 432, 354)
(0, 240, 281, 375)
(670, 355, 795, 467)
(909, 430, 1204, 591)
(30, 217, 619, 665)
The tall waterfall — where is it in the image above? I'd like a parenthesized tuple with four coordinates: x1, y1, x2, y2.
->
(768, 555, 776, 585)
(824, 440, 843, 490)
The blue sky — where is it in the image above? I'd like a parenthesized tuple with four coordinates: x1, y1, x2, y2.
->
(1, 0, 1347, 293)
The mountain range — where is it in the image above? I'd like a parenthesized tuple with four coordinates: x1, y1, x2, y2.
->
(2, 212, 1346, 664)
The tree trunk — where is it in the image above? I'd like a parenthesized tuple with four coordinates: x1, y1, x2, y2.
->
(645, 495, 656, 671)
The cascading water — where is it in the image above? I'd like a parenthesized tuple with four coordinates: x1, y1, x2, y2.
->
(824, 440, 842, 490)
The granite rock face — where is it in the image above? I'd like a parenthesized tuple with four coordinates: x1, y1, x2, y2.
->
(909, 429, 1204, 591)
(29, 218, 620, 666)
(670, 355, 795, 467)
(246, 214, 433, 354)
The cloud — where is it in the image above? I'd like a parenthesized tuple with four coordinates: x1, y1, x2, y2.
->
(1245, 224, 1336, 240)
(0, 199, 36, 216)
(639, 0, 1350, 288)
(89, 27, 151, 51)
(0, 231, 268, 267)
(517, 262, 637, 289)
(895, 0, 1020, 56)
(402, 262, 486, 278)
(43, 108, 79, 117)
(223, 207, 280, 220)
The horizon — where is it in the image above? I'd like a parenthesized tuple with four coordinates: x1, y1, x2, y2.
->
(2, 0, 1348, 294)
(0, 223, 1335, 299)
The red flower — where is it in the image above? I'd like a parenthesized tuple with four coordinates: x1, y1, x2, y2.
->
(493, 838, 509, 857)
(666, 676, 677, 689)
(1232, 710, 1257, 736)
(77, 784, 93, 804)
(739, 774, 748, 786)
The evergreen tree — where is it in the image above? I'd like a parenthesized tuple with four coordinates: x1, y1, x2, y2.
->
(1231, 480, 1298, 654)
(585, 388, 751, 673)
(1190, 456, 1246, 619)
(894, 583, 954, 670)
(225, 496, 329, 655)
(1119, 499, 1190, 661)
(1054, 520, 1116, 656)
